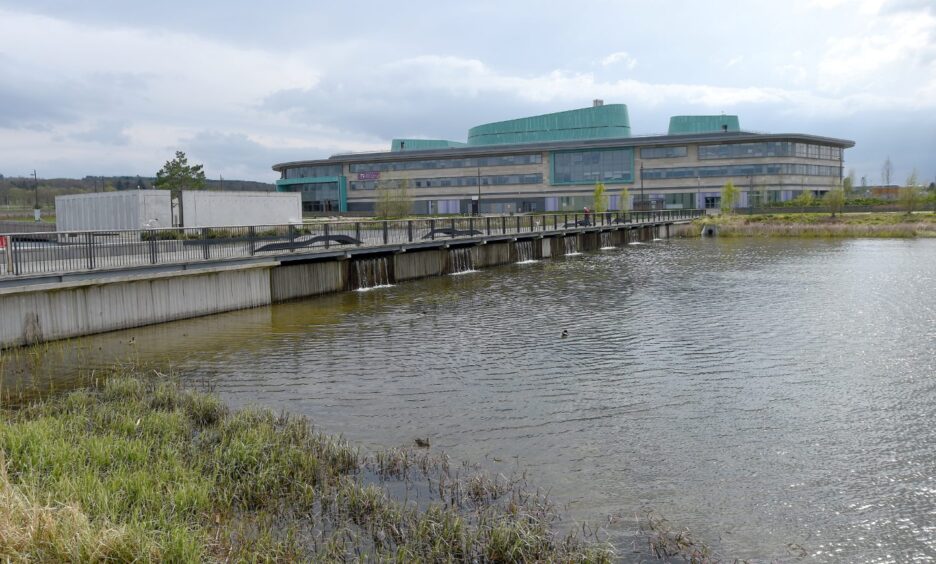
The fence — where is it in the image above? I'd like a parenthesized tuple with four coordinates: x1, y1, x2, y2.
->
(0, 210, 702, 279)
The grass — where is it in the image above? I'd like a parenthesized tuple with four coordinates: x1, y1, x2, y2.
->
(690, 211, 936, 238)
(0, 366, 616, 562)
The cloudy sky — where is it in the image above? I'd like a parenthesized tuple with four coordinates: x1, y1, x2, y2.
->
(0, 0, 933, 184)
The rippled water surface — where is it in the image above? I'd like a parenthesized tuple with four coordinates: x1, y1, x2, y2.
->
(5, 238, 935, 561)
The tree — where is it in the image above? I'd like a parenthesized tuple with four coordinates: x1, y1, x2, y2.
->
(823, 183, 846, 218)
(793, 188, 814, 208)
(843, 169, 855, 197)
(592, 181, 608, 213)
(374, 179, 412, 219)
(752, 182, 769, 209)
(619, 186, 631, 212)
(881, 157, 893, 185)
(720, 181, 739, 214)
(899, 169, 922, 214)
(154, 151, 206, 198)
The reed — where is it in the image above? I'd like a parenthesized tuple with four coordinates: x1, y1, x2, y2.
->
(689, 212, 936, 239)
(0, 366, 615, 562)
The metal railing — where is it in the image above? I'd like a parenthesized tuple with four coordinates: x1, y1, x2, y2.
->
(0, 210, 703, 279)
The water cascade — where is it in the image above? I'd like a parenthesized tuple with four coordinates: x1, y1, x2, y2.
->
(600, 232, 613, 249)
(353, 257, 391, 290)
(449, 248, 476, 274)
(515, 240, 536, 263)
(563, 236, 580, 256)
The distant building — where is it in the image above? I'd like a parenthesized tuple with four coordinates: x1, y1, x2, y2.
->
(869, 186, 901, 200)
(273, 102, 854, 214)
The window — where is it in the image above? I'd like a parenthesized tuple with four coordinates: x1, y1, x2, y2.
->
(349, 153, 542, 173)
(642, 163, 840, 180)
(640, 146, 688, 159)
(349, 173, 544, 191)
(553, 149, 633, 183)
(283, 164, 342, 179)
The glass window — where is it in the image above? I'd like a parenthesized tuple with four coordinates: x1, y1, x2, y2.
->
(553, 149, 633, 184)
(349, 153, 542, 173)
(642, 163, 840, 180)
(349, 173, 543, 191)
(698, 142, 797, 160)
(283, 164, 342, 179)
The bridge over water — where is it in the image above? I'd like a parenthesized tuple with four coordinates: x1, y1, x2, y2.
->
(0, 210, 701, 348)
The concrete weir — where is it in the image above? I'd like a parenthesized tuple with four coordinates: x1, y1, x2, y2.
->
(0, 222, 682, 349)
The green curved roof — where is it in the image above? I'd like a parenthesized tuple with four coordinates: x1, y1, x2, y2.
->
(391, 139, 467, 152)
(668, 115, 740, 135)
(467, 104, 630, 146)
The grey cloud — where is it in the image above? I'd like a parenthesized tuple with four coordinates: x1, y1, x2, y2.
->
(182, 130, 336, 181)
(69, 120, 131, 146)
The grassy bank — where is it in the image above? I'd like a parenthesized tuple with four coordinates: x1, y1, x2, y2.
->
(692, 212, 936, 238)
(0, 368, 617, 562)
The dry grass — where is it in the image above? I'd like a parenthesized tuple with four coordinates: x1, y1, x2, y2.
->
(688, 212, 936, 239)
(1, 368, 616, 562)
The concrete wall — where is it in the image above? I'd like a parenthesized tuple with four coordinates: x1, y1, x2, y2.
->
(182, 191, 302, 228)
(394, 250, 445, 282)
(0, 263, 272, 348)
(56, 191, 172, 231)
(271, 261, 348, 301)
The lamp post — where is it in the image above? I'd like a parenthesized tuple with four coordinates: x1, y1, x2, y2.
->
(696, 174, 701, 210)
(31, 170, 39, 221)
(639, 162, 645, 211)
(476, 167, 481, 216)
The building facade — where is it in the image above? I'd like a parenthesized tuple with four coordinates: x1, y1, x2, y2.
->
(273, 103, 854, 214)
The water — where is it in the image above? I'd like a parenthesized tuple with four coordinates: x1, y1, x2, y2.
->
(563, 236, 580, 255)
(448, 247, 475, 274)
(5, 238, 935, 561)
(600, 231, 613, 249)
(353, 257, 391, 290)
(515, 240, 536, 263)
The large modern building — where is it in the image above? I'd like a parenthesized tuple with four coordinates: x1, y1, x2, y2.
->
(273, 101, 854, 214)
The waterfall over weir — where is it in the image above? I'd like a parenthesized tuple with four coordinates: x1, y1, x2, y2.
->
(449, 248, 476, 274)
(600, 232, 613, 249)
(563, 237, 580, 256)
(353, 257, 392, 290)
(515, 240, 536, 263)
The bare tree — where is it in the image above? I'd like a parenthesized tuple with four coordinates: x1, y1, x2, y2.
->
(881, 157, 894, 185)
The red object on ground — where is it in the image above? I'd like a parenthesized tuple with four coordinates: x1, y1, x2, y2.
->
(0, 236, 7, 249)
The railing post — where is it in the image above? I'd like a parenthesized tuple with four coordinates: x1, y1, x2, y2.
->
(515, 215, 520, 233)
(486, 217, 491, 236)
(202, 228, 210, 259)
(469, 217, 474, 236)
(407, 220, 413, 242)
(324, 223, 330, 250)
(383, 221, 389, 245)
(574, 213, 579, 227)
(501, 216, 506, 234)
(430, 219, 436, 240)
(148, 231, 158, 264)
(4, 236, 13, 274)
(529, 215, 534, 232)
(85, 232, 95, 269)
(450, 218, 456, 238)
(248, 226, 257, 255)
(553, 214, 557, 231)
(355, 222, 361, 246)
(11, 237, 19, 276)
(287, 224, 296, 253)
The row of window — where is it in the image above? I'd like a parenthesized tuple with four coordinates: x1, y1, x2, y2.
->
(350, 173, 544, 190)
(641, 163, 841, 180)
(640, 146, 688, 159)
(553, 149, 634, 183)
(698, 142, 842, 161)
(349, 153, 542, 173)
(279, 182, 340, 200)
(282, 165, 342, 179)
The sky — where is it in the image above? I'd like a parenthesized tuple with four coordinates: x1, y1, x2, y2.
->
(0, 0, 933, 184)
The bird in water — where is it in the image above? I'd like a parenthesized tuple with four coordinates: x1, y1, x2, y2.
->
(561, 329, 569, 338)
(414, 437, 431, 448)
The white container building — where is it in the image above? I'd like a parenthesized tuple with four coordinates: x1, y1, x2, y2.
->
(55, 191, 172, 231)
(180, 191, 301, 227)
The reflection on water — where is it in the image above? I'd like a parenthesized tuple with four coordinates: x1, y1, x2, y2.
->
(3, 238, 935, 561)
